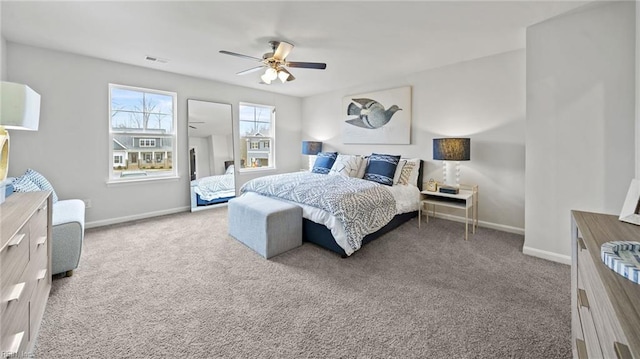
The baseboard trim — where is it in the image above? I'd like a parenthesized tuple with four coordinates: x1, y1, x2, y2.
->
(522, 246, 571, 265)
(429, 212, 524, 235)
(86, 206, 190, 229)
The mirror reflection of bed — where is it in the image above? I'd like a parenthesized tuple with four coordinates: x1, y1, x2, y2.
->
(188, 99, 235, 212)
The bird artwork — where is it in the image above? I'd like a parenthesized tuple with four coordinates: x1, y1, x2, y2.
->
(345, 98, 402, 129)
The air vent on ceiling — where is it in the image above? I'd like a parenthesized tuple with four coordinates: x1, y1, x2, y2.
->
(145, 56, 169, 64)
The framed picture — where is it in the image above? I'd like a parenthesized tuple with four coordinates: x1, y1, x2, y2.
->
(342, 86, 411, 144)
(619, 179, 640, 225)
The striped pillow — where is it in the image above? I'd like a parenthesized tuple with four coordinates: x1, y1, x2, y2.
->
(364, 153, 401, 186)
(23, 169, 59, 203)
(12, 176, 41, 193)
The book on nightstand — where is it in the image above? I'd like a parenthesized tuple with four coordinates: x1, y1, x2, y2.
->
(439, 185, 459, 194)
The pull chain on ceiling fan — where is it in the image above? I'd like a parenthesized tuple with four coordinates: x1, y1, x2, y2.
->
(219, 40, 327, 85)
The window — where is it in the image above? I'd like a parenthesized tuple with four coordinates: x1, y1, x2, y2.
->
(109, 84, 177, 181)
(139, 139, 156, 147)
(239, 103, 275, 170)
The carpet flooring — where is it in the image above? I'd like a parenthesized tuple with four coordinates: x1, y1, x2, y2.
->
(36, 208, 570, 358)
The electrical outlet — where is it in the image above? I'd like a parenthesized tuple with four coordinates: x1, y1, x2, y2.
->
(83, 199, 92, 209)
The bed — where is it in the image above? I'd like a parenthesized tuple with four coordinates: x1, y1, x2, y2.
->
(190, 164, 236, 207)
(239, 159, 423, 256)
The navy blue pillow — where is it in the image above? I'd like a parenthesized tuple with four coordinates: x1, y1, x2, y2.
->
(364, 153, 401, 186)
(312, 152, 338, 174)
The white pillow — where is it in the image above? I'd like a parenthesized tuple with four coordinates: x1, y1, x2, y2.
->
(329, 155, 362, 177)
(355, 156, 369, 178)
(404, 158, 421, 186)
(392, 159, 407, 185)
(225, 165, 235, 175)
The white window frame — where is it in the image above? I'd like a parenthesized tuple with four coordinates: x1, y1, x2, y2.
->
(114, 155, 123, 164)
(239, 102, 276, 172)
(108, 84, 178, 183)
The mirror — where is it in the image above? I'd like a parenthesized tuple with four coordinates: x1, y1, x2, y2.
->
(188, 99, 235, 212)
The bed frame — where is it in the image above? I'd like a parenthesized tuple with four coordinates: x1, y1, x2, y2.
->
(303, 160, 424, 257)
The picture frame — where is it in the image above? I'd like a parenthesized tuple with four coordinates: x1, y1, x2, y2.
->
(342, 86, 411, 144)
(619, 179, 640, 225)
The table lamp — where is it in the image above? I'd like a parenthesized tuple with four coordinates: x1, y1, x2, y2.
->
(301, 141, 322, 170)
(433, 137, 470, 187)
(0, 82, 41, 181)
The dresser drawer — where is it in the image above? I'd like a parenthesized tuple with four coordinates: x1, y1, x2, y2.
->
(0, 226, 30, 294)
(577, 238, 631, 358)
(29, 201, 48, 256)
(0, 266, 32, 357)
(29, 269, 50, 343)
(577, 273, 603, 358)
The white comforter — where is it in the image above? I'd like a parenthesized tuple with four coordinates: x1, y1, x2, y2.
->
(241, 181, 420, 255)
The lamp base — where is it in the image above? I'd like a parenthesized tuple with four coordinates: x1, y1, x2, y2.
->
(0, 126, 9, 182)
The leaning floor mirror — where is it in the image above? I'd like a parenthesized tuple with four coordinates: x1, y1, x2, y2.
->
(188, 99, 235, 212)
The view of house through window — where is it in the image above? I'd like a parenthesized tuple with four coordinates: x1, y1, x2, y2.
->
(109, 84, 177, 180)
(239, 103, 275, 169)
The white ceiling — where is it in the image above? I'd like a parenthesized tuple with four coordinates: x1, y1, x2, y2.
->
(1, 1, 588, 98)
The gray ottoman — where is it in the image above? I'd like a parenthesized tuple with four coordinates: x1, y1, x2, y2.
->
(228, 195, 302, 259)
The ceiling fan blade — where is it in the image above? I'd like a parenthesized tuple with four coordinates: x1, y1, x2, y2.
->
(219, 50, 262, 62)
(286, 61, 327, 70)
(273, 41, 294, 60)
(236, 66, 265, 75)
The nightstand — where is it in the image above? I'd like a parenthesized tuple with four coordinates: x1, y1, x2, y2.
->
(419, 184, 478, 240)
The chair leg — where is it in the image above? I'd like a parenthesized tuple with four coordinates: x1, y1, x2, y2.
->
(65, 270, 74, 277)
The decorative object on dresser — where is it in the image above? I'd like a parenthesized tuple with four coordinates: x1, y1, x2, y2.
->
(619, 179, 640, 225)
(301, 141, 322, 171)
(343, 86, 411, 145)
(0, 82, 41, 185)
(0, 191, 52, 357)
(571, 211, 640, 359)
(433, 137, 470, 187)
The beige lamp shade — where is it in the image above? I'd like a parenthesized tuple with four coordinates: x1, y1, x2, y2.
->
(0, 82, 41, 131)
(0, 129, 8, 181)
(0, 82, 41, 181)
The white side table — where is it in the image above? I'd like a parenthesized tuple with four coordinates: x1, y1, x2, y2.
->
(419, 184, 479, 240)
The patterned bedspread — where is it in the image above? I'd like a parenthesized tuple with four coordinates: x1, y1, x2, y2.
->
(193, 174, 235, 200)
(240, 172, 396, 252)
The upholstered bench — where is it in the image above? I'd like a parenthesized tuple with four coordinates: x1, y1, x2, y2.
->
(228, 194, 302, 259)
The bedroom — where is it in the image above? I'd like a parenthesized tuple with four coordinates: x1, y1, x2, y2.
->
(0, 1, 638, 358)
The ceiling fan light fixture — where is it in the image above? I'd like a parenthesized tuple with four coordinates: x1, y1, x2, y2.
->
(278, 70, 290, 83)
(260, 73, 272, 84)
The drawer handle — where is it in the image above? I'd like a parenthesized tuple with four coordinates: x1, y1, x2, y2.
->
(7, 233, 25, 247)
(578, 288, 590, 309)
(578, 238, 586, 251)
(4, 282, 25, 303)
(38, 204, 47, 212)
(36, 235, 47, 246)
(37, 269, 47, 281)
(5, 331, 24, 357)
(576, 339, 587, 359)
(614, 342, 632, 359)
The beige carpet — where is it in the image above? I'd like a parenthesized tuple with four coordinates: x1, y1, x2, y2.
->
(36, 207, 570, 358)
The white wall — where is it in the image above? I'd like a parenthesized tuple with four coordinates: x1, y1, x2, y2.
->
(1, 36, 6, 81)
(525, 1, 636, 263)
(6, 42, 302, 226)
(302, 50, 526, 232)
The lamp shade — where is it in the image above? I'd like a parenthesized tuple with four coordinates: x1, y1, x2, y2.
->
(301, 141, 322, 155)
(0, 82, 41, 131)
(433, 138, 470, 161)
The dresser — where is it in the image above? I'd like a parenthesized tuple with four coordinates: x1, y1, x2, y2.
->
(571, 211, 640, 359)
(0, 191, 52, 358)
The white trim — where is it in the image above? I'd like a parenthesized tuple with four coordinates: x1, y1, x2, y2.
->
(522, 246, 571, 265)
(86, 206, 190, 229)
(428, 212, 524, 235)
(106, 175, 180, 186)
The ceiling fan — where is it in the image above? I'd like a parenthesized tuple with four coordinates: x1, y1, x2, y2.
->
(219, 40, 327, 84)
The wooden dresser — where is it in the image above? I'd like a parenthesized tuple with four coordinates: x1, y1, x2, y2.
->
(571, 211, 640, 359)
(0, 191, 52, 358)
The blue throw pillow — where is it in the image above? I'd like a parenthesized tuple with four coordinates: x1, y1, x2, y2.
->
(312, 152, 338, 174)
(364, 153, 401, 186)
(22, 169, 59, 203)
